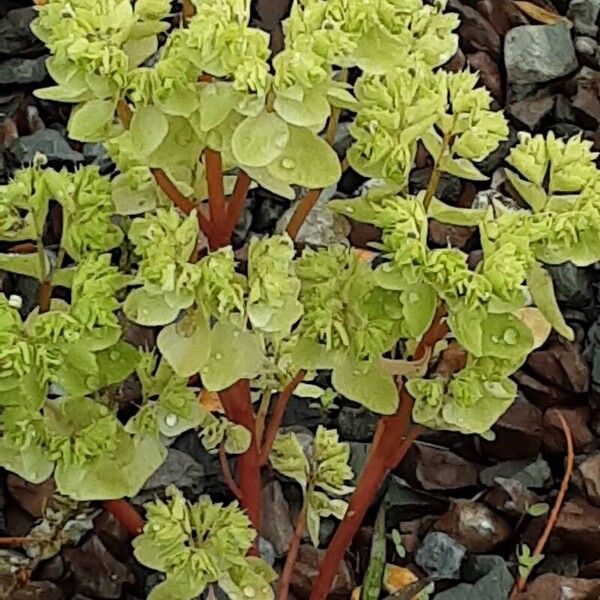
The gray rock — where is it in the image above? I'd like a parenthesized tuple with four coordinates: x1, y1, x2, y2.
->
(568, 0, 600, 37)
(9, 128, 84, 164)
(575, 36, 599, 63)
(276, 185, 350, 246)
(136, 448, 203, 502)
(434, 562, 513, 599)
(547, 262, 595, 313)
(348, 442, 370, 478)
(338, 405, 378, 441)
(537, 553, 579, 577)
(259, 537, 276, 566)
(415, 532, 466, 580)
(505, 24, 578, 84)
(480, 456, 552, 489)
(0, 57, 46, 85)
(384, 475, 448, 524)
(461, 555, 507, 583)
(259, 480, 294, 557)
(0, 8, 40, 55)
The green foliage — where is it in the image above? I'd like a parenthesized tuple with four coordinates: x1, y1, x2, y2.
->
(0, 0, 589, 561)
(133, 485, 276, 600)
(270, 426, 354, 546)
(517, 544, 543, 581)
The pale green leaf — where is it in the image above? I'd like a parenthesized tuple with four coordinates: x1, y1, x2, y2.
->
(504, 169, 547, 212)
(274, 88, 330, 128)
(157, 314, 211, 377)
(124, 288, 181, 326)
(267, 125, 341, 189)
(0, 253, 45, 280)
(200, 323, 264, 392)
(123, 36, 158, 67)
(527, 261, 574, 341)
(231, 111, 289, 168)
(428, 197, 487, 226)
(439, 155, 488, 181)
(332, 359, 398, 415)
(131, 105, 169, 157)
(68, 99, 116, 142)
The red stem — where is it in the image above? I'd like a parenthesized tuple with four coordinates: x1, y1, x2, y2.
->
(259, 370, 306, 466)
(309, 308, 448, 600)
(219, 379, 262, 537)
(103, 500, 145, 536)
(286, 189, 322, 240)
(205, 149, 229, 249)
(220, 442, 244, 502)
(226, 171, 252, 232)
(278, 502, 307, 600)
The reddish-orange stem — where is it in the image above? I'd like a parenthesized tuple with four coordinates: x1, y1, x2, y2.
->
(226, 171, 252, 232)
(0, 537, 32, 547)
(220, 442, 244, 502)
(219, 379, 261, 537)
(204, 149, 229, 248)
(278, 502, 307, 600)
(259, 370, 306, 466)
(103, 500, 145, 536)
(309, 308, 448, 600)
(509, 412, 574, 598)
(286, 189, 322, 240)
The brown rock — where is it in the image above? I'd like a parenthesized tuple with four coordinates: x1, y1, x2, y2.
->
(484, 478, 542, 516)
(467, 52, 503, 102)
(290, 545, 354, 600)
(578, 454, 600, 506)
(528, 341, 590, 395)
(572, 70, 600, 128)
(93, 510, 133, 563)
(515, 371, 574, 407)
(508, 95, 555, 131)
(516, 574, 600, 599)
(63, 535, 134, 599)
(477, 0, 529, 36)
(448, 0, 502, 59)
(428, 220, 476, 250)
(433, 500, 512, 552)
(411, 443, 479, 491)
(9, 581, 64, 600)
(480, 396, 543, 460)
(444, 48, 467, 72)
(554, 498, 600, 559)
(543, 407, 593, 453)
(6, 474, 55, 518)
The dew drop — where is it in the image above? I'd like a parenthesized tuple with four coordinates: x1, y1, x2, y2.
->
(110, 351, 119, 361)
(215, 353, 223, 360)
(243, 587, 255, 597)
(30, 472, 37, 479)
(490, 335, 499, 344)
(345, 207, 354, 214)
(503, 328, 518, 345)
(408, 292, 419, 303)
(202, 367, 209, 373)
(281, 158, 295, 169)
(165, 414, 178, 427)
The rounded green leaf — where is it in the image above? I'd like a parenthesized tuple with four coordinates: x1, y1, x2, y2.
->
(273, 89, 330, 127)
(231, 111, 289, 168)
(124, 288, 180, 326)
(157, 314, 211, 377)
(68, 98, 116, 142)
(332, 359, 398, 415)
(266, 126, 341, 189)
(131, 105, 169, 157)
(200, 323, 265, 392)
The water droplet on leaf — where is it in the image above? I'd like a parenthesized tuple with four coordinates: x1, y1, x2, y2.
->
(165, 414, 178, 427)
(503, 328, 518, 345)
(281, 158, 295, 169)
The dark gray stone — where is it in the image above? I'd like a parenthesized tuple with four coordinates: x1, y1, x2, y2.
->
(415, 532, 466, 580)
(547, 262, 595, 313)
(434, 563, 513, 599)
(0, 56, 47, 85)
(537, 553, 579, 577)
(505, 24, 578, 84)
(135, 448, 203, 503)
(338, 405, 378, 441)
(0, 8, 40, 55)
(9, 128, 84, 164)
(348, 442, 369, 478)
(461, 555, 507, 583)
(480, 457, 552, 489)
(568, 0, 600, 37)
(384, 475, 449, 524)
